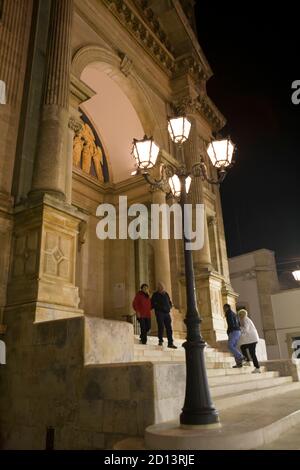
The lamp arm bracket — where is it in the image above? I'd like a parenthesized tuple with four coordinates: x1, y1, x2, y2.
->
(141, 171, 171, 194)
(191, 158, 227, 185)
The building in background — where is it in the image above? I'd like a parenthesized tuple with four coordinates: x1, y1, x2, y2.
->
(229, 249, 300, 360)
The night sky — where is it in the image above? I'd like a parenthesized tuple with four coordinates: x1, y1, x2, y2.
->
(195, 2, 300, 266)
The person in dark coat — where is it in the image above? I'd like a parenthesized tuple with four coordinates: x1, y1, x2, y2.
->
(151, 282, 177, 348)
(132, 284, 152, 344)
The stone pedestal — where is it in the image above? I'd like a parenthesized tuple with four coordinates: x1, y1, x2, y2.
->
(7, 194, 84, 321)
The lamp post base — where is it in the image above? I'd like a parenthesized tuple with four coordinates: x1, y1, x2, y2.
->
(180, 338, 219, 426)
(180, 410, 220, 426)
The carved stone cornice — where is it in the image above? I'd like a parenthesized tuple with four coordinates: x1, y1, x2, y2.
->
(134, 0, 175, 54)
(103, 0, 175, 74)
(173, 95, 226, 131)
(101, 0, 225, 130)
(174, 53, 209, 83)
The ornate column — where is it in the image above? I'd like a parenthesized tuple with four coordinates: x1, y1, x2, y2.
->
(6, 0, 86, 322)
(0, 0, 33, 317)
(0, 0, 33, 199)
(31, 0, 74, 199)
(151, 188, 173, 335)
(151, 188, 172, 296)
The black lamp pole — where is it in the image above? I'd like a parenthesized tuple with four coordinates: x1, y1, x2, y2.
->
(133, 123, 233, 426)
(179, 172, 219, 426)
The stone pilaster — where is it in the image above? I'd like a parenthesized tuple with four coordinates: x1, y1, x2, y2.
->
(182, 118, 212, 270)
(31, 0, 74, 199)
(151, 189, 172, 296)
(179, 118, 230, 343)
(151, 188, 173, 335)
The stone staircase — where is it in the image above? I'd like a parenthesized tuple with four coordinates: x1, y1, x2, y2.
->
(112, 335, 300, 449)
(133, 335, 300, 413)
(134, 335, 235, 365)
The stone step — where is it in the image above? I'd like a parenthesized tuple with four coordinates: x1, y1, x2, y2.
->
(257, 421, 300, 449)
(134, 344, 234, 365)
(208, 370, 278, 386)
(215, 382, 300, 411)
(134, 344, 232, 360)
(134, 336, 222, 355)
(134, 349, 234, 364)
(217, 365, 267, 376)
(144, 386, 300, 450)
(133, 351, 235, 366)
(211, 376, 293, 398)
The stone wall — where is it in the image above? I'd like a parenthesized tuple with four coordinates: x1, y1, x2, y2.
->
(0, 309, 183, 449)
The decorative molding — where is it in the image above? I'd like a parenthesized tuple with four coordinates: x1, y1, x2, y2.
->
(43, 230, 73, 282)
(118, 51, 133, 76)
(173, 95, 226, 132)
(134, 0, 175, 54)
(174, 53, 209, 84)
(12, 230, 39, 279)
(68, 117, 83, 133)
(72, 44, 120, 78)
(102, 0, 175, 75)
(72, 6, 226, 131)
(70, 74, 96, 104)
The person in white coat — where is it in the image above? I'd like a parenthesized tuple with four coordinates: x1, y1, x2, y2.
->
(238, 309, 261, 373)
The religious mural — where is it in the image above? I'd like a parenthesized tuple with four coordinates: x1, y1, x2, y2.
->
(72, 111, 109, 183)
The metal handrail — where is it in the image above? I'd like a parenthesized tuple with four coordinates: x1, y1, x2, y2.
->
(122, 314, 141, 336)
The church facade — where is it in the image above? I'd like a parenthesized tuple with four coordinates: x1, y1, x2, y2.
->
(0, 0, 238, 449)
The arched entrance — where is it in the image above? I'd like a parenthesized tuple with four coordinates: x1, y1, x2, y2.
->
(71, 49, 161, 321)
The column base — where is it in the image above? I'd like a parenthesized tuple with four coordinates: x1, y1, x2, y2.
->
(7, 193, 87, 322)
(194, 270, 229, 346)
(35, 302, 83, 322)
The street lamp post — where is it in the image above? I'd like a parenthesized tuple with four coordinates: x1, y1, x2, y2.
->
(132, 117, 235, 426)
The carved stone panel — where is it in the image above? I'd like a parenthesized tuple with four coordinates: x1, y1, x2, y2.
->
(12, 230, 39, 279)
(43, 230, 73, 282)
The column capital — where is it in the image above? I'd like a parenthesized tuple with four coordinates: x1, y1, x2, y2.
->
(68, 117, 83, 134)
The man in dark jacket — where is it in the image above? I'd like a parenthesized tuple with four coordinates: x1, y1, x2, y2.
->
(223, 303, 244, 367)
(151, 282, 177, 348)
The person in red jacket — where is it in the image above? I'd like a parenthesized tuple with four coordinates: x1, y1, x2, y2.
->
(132, 283, 152, 344)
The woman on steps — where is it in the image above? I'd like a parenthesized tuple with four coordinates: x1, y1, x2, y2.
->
(238, 309, 261, 374)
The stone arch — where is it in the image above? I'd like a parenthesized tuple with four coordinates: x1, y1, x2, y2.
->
(71, 45, 164, 144)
